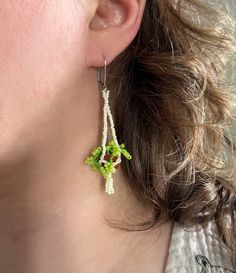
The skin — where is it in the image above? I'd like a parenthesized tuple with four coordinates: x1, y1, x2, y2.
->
(0, 1, 174, 272)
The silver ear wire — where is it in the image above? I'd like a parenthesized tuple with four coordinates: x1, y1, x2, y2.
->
(97, 58, 107, 88)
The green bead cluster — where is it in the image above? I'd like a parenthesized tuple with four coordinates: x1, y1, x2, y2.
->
(84, 140, 132, 179)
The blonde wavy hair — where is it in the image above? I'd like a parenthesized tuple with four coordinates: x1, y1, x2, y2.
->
(107, 0, 236, 265)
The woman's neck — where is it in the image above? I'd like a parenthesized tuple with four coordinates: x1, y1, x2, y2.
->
(0, 147, 173, 273)
(0, 84, 174, 272)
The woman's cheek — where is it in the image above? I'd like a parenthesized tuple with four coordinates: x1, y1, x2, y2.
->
(0, 1, 87, 157)
(0, 1, 86, 82)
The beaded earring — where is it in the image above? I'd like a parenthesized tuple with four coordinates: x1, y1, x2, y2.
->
(84, 57, 132, 195)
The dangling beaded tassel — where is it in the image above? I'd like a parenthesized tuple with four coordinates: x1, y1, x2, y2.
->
(84, 58, 132, 195)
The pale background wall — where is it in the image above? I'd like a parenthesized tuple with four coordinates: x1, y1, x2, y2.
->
(214, 0, 236, 138)
(223, 0, 236, 138)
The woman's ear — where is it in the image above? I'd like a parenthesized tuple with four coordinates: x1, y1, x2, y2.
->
(86, 0, 146, 67)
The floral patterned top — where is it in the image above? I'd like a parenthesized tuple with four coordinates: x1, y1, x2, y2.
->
(165, 220, 236, 273)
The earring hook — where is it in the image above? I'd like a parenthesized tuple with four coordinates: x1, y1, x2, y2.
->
(97, 57, 107, 88)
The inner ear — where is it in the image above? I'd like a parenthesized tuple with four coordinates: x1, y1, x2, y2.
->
(90, 0, 126, 30)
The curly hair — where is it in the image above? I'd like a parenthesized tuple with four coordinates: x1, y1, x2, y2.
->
(105, 0, 236, 266)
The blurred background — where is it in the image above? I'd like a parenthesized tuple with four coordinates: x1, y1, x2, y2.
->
(216, 0, 236, 138)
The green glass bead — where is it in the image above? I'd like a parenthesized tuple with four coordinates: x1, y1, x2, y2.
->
(121, 149, 132, 160)
(92, 146, 102, 156)
(84, 140, 132, 183)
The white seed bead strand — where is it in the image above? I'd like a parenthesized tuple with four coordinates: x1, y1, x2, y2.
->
(106, 90, 121, 149)
(99, 87, 109, 165)
(105, 88, 122, 165)
(105, 174, 114, 195)
(104, 88, 121, 194)
(98, 86, 123, 195)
